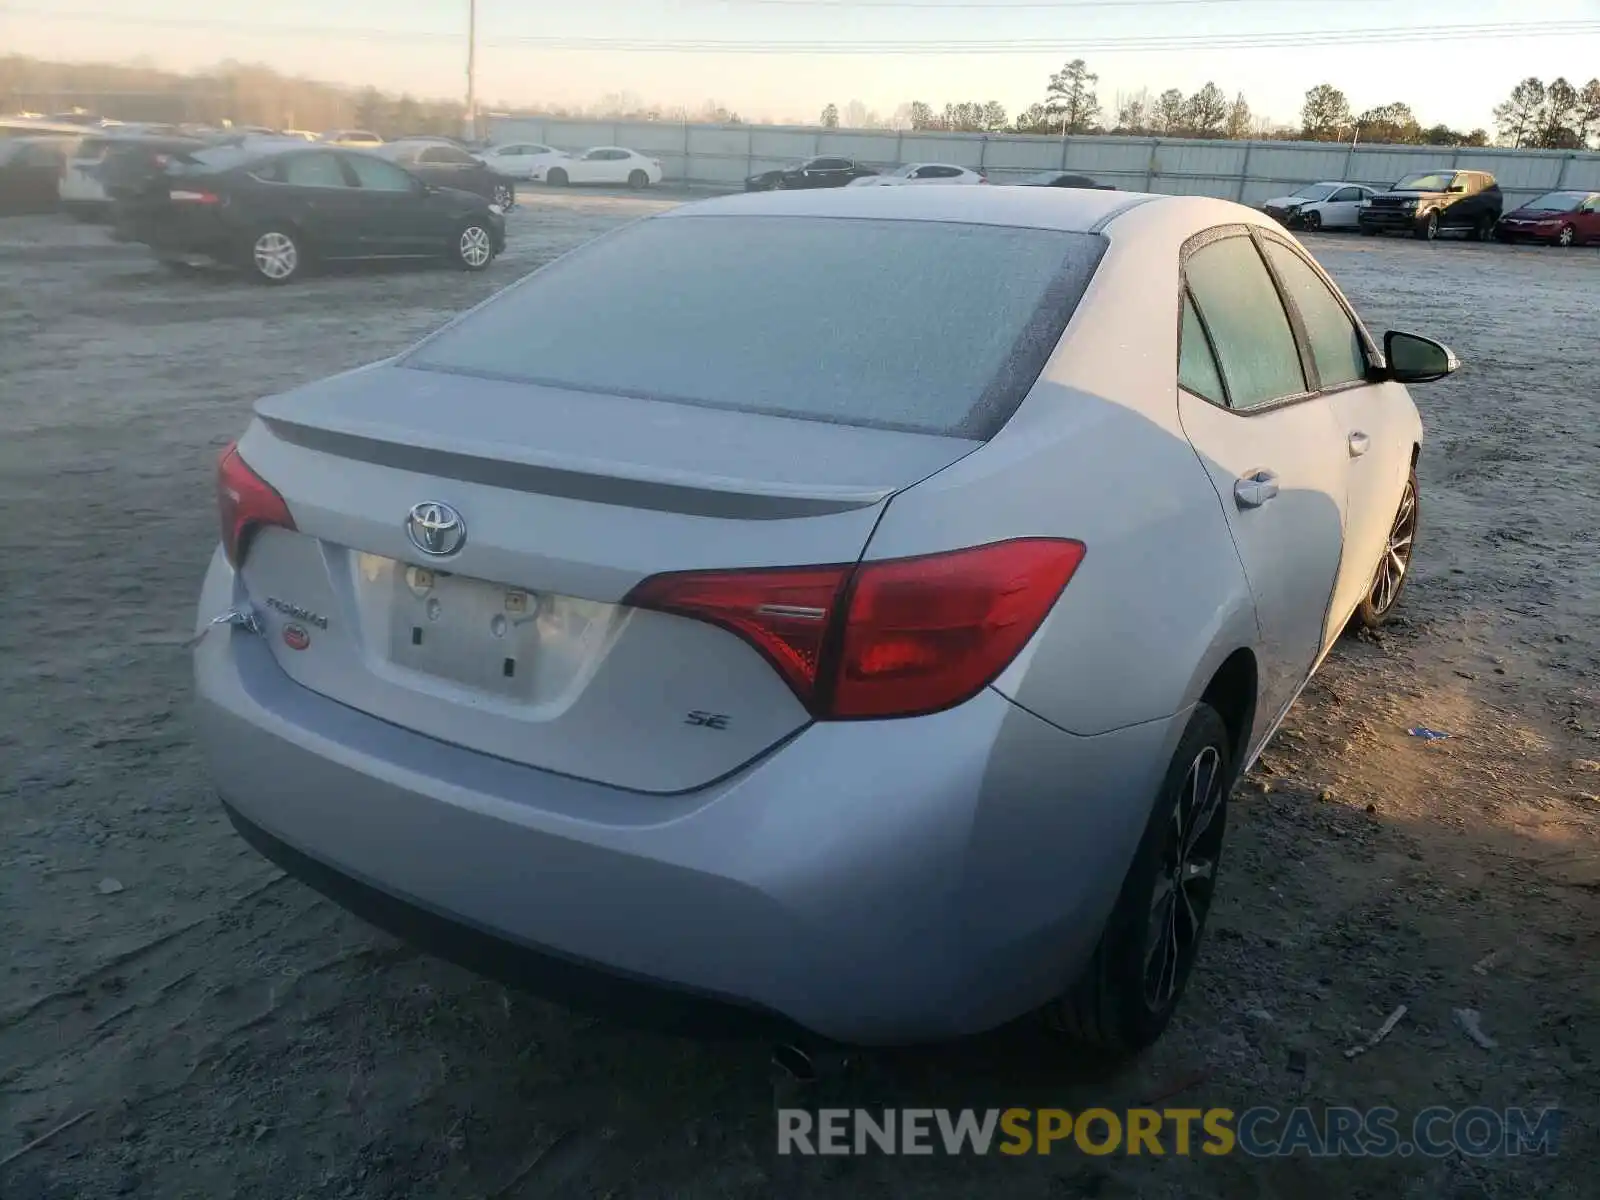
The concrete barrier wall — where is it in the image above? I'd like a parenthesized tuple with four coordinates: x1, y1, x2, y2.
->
(487, 116, 1600, 208)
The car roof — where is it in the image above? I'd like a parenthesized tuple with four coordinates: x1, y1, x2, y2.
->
(665, 184, 1155, 232)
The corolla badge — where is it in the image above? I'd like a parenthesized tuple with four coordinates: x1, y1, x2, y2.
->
(405, 501, 467, 557)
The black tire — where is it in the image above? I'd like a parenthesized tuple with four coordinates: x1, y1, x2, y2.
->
(452, 220, 496, 272)
(1414, 210, 1439, 241)
(627, 169, 649, 190)
(491, 182, 515, 209)
(1468, 214, 1494, 242)
(1043, 703, 1232, 1055)
(1303, 210, 1322, 232)
(546, 167, 568, 187)
(245, 226, 303, 284)
(1353, 467, 1418, 630)
(1360, 225, 1378, 237)
(1557, 224, 1576, 248)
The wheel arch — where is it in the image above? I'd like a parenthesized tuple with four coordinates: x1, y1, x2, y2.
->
(1197, 648, 1257, 775)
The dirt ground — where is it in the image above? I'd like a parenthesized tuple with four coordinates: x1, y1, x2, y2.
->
(1, 192, 1596, 1200)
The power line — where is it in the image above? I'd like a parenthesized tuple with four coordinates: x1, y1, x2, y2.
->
(490, 21, 1599, 52)
(8, 9, 1597, 54)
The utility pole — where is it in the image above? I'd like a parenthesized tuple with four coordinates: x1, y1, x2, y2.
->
(464, 0, 478, 141)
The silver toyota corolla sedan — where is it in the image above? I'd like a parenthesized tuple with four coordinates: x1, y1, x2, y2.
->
(194, 186, 1455, 1052)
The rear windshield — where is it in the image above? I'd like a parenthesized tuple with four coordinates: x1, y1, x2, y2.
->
(405, 214, 1106, 438)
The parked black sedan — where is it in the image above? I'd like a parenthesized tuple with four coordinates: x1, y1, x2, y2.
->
(0, 136, 77, 214)
(371, 140, 518, 210)
(743, 156, 878, 191)
(114, 143, 505, 283)
(1014, 171, 1115, 189)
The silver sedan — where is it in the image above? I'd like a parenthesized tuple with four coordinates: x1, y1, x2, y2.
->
(194, 186, 1453, 1052)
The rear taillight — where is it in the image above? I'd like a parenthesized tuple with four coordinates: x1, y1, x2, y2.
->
(169, 189, 220, 204)
(625, 538, 1085, 720)
(216, 441, 294, 567)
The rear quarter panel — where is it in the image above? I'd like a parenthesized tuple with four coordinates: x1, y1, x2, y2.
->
(862, 198, 1260, 737)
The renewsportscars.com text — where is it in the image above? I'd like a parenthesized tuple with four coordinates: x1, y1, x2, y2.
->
(777, 1106, 1563, 1158)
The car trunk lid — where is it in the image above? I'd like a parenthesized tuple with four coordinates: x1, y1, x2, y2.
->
(228, 363, 979, 793)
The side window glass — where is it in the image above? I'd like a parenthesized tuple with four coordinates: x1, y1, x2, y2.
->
(1332, 187, 1359, 203)
(1184, 235, 1306, 410)
(1261, 240, 1368, 390)
(1179, 292, 1227, 406)
(344, 155, 414, 192)
(284, 153, 348, 188)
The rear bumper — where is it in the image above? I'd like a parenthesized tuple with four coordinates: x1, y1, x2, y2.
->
(193, 552, 1181, 1045)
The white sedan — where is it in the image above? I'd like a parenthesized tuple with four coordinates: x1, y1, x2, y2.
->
(1260, 182, 1377, 230)
(477, 142, 569, 180)
(849, 162, 986, 187)
(534, 147, 663, 189)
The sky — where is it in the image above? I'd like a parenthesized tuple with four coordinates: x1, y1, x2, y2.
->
(3, 0, 1599, 133)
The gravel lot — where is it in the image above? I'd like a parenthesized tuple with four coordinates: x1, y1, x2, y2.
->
(2, 191, 1597, 1200)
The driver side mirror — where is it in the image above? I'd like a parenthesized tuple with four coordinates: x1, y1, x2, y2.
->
(1447, 184, 1465, 193)
(1383, 331, 1459, 384)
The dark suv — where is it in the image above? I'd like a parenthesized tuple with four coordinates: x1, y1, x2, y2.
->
(1358, 169, 1502, 241)
(743, 156, 878, 191)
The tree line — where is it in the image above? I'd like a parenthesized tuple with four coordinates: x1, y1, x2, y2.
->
(824, 59, 1600, 149)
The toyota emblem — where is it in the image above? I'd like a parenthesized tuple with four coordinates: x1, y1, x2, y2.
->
(405, 501, 467, 557)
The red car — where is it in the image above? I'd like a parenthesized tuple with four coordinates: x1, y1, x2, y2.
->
(1494, 190, 1600, 247)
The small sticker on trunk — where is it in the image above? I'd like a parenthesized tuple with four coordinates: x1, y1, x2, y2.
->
(282, 623, 311, 651)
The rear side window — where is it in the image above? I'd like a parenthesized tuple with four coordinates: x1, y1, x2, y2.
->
(1179, 294, 1226, 405)
(405, 215, 1107, 438)
(1260, 241, 1368, 389)
(1184, 235, 1306, 410)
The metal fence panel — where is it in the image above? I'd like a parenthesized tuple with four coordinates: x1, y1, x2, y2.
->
(488, 115, 1600, 201)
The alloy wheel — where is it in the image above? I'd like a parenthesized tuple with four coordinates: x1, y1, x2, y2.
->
(1369, 478, 1417, 616)
(1425, 212, 1439, 240)
(459, 226, 493, 268)
(1558, 225, 1575, 247)
(252, 232, 298, 281)
(1144, 744, 1225, 1010)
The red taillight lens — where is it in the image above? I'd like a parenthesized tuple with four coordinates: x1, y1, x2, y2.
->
(625, 563, 851, 709)
(624, 538, 1085, 720)
(169, 189, 220, 204)
(216, 441, 295, 567)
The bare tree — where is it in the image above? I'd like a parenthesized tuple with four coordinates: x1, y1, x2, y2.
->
(1014, 102, 1053, 134)
(1045, 59, 1101, 134)
(1578, 79, 1600, 147)
(1115, 88, 1150, 134)
(1493, 77, 1546, 147)
(843, 99, 881, 129)
(909, 101, 938, 131)
(1224, 92, 1252, 140)
(1152, 89, 1186, 135)
(1536, 78, 1581, 148)
(820, 103, 839, 129)
(981, 100, 1008, 131)
(1300, 84, 1352, 141)
(1183, 82, 1228, 137)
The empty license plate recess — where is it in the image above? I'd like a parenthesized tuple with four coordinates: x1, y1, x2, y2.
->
(388, 564, 540, 699)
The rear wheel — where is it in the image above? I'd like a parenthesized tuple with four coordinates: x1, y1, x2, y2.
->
(1557, 224, 1576, 247)
(627, 169, 649, 190)
(1360, 225, 1378, 237)
(247, 227, 302, 284)
(1043, 704, 1231, 1055)
(1354, 468, 1418, 629)
(1414, 210, 1439, 241)
(453, 221, 495, 272)
(1468, 214, 1494, 241)
(546, 167, 568, 187)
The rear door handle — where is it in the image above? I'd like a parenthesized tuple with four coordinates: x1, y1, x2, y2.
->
(1234, 470, 1280, 509)
(1348, 431, 1370, 457)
